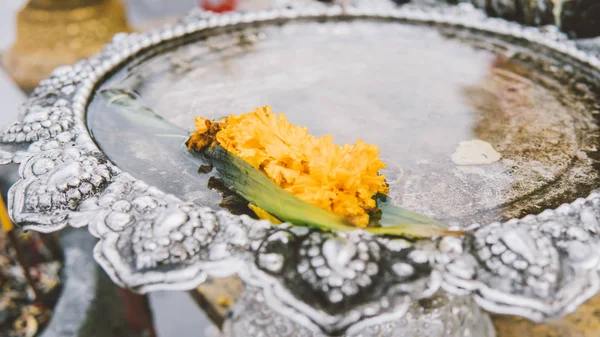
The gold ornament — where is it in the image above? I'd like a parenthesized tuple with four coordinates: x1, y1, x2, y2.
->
(493, 293, 600, 337)
(2, 0, 132, 92)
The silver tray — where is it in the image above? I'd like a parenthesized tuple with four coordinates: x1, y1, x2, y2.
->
(2, 2, 600, 336)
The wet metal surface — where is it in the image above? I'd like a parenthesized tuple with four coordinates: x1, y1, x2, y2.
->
(87, 19, 600, 226)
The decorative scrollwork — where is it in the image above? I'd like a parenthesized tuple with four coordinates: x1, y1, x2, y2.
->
(441, 195, 600, 322)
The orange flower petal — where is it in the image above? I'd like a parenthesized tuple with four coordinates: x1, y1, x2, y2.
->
(190, 106, 388, 227)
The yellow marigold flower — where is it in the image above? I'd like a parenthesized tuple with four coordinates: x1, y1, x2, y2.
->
(187, 117, 221, 152)
(187, 106, 389, 227)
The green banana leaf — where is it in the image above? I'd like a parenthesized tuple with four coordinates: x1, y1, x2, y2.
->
(100, 88, 451, 238)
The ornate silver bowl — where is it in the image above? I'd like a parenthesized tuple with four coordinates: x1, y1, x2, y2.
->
(2, 2, 600, 336)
